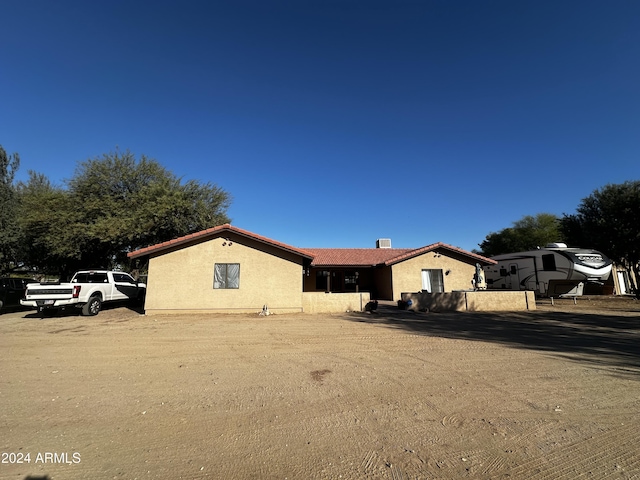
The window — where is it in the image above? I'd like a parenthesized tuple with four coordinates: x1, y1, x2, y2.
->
(542, 254, 556, 271)
(344, 271, 358, 292)
(316, 271, 328, 291)
(113, 273, 135, 283)
(73, 272, 108, 283)
(214, 263, 240, 289)
(421, 269, 444, 293)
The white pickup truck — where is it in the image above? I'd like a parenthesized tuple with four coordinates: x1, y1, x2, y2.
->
(21, 270, 146, 316)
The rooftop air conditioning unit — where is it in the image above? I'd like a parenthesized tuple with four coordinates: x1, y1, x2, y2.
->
(376, 238, 392, 249)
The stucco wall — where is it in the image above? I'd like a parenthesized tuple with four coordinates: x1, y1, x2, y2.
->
(144, 232, 305, 314)
(466, 290, 536, 311)
(302, 292, 371, 314)
(401, 290, 536, 312)
(391, 250, 477, 300)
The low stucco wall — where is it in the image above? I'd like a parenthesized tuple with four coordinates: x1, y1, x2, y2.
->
(145, 293, 370, 316)
(144, 306, 304, 316)
(302, 292, 371, 314)
(466, 290, 536, 311)
(401, 290, 536, 312)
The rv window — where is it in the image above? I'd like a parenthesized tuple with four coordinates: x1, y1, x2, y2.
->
(500, 268, 508, 277)
(510, 265, 517, 275)
(542, 254, 556, 271)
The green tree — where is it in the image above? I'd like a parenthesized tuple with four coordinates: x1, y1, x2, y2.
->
(477, 213, 562, 257)
(16, 172, 73, 275)
(560, 181, 640, 295)
(18, 150, 232, 277)
(0, 145, 21, 274)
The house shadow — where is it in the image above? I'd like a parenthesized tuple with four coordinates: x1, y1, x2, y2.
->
(0, 305, 34, 315)
(345, 303, 640, 374)
(22, 300, 145, 319)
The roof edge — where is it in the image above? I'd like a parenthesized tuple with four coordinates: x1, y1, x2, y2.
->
(127, 224, 315, 260)
(385, 242, 497, 266)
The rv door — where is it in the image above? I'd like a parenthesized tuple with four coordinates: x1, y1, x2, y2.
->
(507, 264, 519, 290)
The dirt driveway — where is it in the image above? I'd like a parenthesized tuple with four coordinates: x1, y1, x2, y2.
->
(1, 297, 639, 479)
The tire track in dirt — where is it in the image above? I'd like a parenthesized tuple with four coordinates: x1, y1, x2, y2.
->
(359, 335, 637, 479)
(5, 308, 640, 479)
(360, 449, 378, 472)
(244, 343, 444, 479)
(478, 453, 510, 477)
(390, 462, 407, 480)
(324, 331, 546, 479)
(158, 337, 391, 477)
(507, 421, 640, 479)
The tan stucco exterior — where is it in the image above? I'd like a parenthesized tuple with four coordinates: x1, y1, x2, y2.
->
(130, 225, 503, 314)
(390, 248, 479, 300)
(144, 232, 307, 314)
(302, 292, 371, 314)
(303, 248, 490, 301)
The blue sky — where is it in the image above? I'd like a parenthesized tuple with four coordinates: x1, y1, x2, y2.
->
(2, 1, 639, 252)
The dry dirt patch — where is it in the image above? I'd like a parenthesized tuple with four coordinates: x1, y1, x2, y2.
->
(1, 300, 639, 479)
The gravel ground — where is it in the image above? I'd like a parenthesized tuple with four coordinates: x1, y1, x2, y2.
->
(1, 296, 639, 479)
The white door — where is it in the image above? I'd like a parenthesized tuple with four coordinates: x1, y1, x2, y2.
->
(617, 271, 629, 295)
(422, 269, 444, 293)
(421, 270, 432, 293)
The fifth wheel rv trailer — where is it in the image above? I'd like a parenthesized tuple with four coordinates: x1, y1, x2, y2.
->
(485, 243, 612, 297)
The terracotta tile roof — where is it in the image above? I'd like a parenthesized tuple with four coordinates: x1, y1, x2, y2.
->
(383, 242, 497, 266)
(306, 243, 495, 267)
(128, 224, 496, 267)
(305, 248, 414, 267)
(127, 224, 315, 260)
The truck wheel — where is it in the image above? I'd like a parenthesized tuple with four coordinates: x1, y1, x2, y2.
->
(82, 296, 102, 316)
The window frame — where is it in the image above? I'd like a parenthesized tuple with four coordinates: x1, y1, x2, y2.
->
(213, 263, 241, 289)
(421, 269, 444, 293)
(542, 254, 557, 271)
(113, 273, 136, 284)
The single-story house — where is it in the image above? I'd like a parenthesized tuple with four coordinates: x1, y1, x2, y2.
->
(304, 243, 497, 300)
(128, 224, 496, 314)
